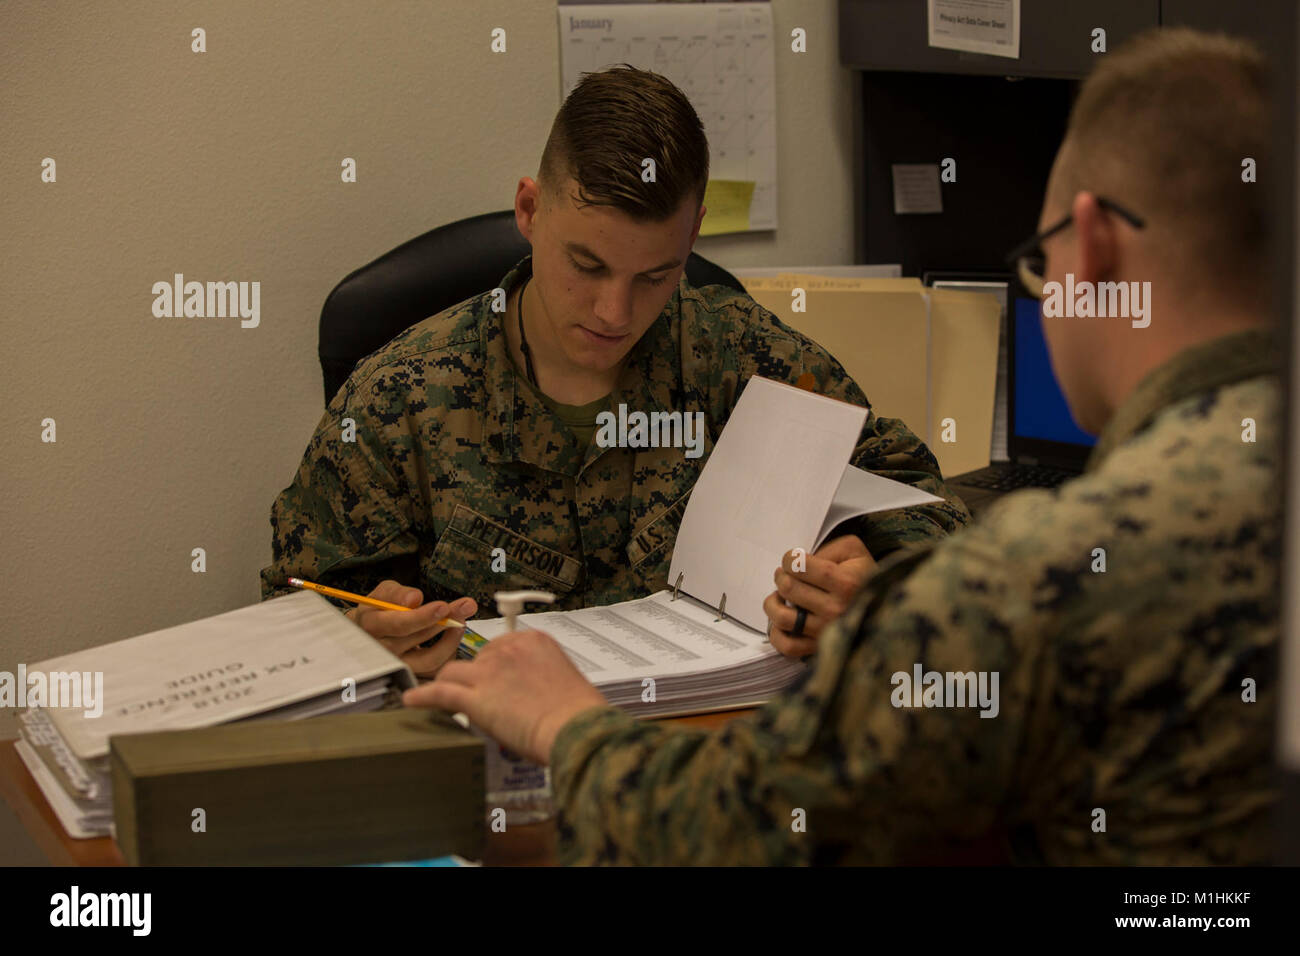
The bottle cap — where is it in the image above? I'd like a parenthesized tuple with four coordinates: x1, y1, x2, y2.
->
(495, 590, 556, 630)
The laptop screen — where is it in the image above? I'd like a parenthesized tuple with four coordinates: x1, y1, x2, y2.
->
(1012, 297, 1097, 458)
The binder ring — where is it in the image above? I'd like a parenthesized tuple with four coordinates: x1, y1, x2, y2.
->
(672, 572, 684, 601)
(714, 593, 727, 622)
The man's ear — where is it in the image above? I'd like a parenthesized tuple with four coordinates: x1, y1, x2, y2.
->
(515, 177, 541, 244)
(1073, 191, 1118, 283)
(688, 203, 706, 248)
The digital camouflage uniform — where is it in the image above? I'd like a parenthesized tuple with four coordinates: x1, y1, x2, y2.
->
(550, 328, 1280, 865)
(261, 256, 969, 614)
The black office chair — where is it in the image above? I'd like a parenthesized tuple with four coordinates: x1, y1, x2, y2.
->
(318, 210, 746, 404)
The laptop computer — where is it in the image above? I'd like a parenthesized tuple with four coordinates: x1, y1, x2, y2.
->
(948, 293, 1097, 516)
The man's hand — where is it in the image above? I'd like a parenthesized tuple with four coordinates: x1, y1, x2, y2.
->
(402, 629, 609, 766)
(343, 580, 477, 678)
(763, 535, 877, 658)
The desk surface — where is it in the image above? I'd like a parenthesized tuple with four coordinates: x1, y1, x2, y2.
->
(0, 709, 753, 867)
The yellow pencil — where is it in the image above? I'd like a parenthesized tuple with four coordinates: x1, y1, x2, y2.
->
(287, 578, 466, 628)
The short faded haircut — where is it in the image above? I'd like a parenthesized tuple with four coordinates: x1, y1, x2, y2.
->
(539, 64, 710, 221)
(1051, 27, 1272, 299)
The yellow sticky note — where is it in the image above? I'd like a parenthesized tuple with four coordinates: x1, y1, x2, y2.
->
(700, 180, 755, 236)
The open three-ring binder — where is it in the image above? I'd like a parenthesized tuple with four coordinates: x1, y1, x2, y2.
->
(464, 376, 944, 717)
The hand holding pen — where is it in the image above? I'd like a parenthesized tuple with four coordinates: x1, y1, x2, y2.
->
(288, 577, 477, 678)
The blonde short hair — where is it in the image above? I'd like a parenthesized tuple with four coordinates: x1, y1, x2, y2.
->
(1052, 28, 1272, 299)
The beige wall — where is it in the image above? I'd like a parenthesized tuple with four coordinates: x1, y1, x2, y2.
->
(0, 0, 854, 737)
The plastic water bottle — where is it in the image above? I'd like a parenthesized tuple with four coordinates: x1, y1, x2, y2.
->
(480, 732, 554, 825)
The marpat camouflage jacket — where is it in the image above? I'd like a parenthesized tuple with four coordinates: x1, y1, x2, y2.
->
(550, 327, 1280, 865)
(260, 256, 969, 614)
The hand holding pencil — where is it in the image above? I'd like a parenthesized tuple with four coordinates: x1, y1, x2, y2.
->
(288, 577, 477, 679)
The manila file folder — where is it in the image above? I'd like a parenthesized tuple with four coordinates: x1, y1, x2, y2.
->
(743, 275, 1001, 477)
(744, 276, 929, 440)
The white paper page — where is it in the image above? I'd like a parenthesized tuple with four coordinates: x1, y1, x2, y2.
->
(892, 164, 944, 214)
(15, 740, 108, 839)
(815, 465, 945, 550)
(31, 591, 410, 761)
(927, 0, 1020, 59)
(20, 708, 95, 788)
(232, 677, 391, 723)
(668, 376, 867, 631)
(467, 590, 781, 684)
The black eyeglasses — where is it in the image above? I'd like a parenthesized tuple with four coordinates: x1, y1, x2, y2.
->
(1005, 196, 1146, 296)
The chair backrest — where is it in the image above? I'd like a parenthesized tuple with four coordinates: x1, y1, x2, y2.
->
(318, 209, 747, 404)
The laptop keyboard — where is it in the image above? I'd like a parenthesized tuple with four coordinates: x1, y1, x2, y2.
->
(957, 464, 1077, 492)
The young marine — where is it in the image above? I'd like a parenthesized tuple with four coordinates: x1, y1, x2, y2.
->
(261, 66, 968, 675)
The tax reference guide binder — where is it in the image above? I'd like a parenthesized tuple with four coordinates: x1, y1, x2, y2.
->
(16, 590, 416, 839)
(463, 376, 943, 717)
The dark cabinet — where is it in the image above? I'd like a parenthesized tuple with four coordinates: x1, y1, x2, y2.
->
(1161, 0, 1294, 80)
(839, 0, 1160, 79)
(842, 0, 1294, 272)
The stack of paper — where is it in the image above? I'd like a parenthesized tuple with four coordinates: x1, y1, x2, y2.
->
(468, 590, 805, 718)
(15, 591, 414, 838)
